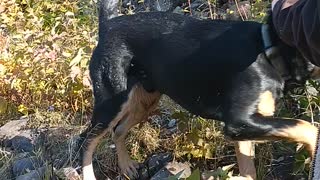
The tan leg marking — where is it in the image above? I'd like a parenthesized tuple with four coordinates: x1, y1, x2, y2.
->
(112, 85, 161, 178)
(82, 129, 105, 180)
(235, 141, 256, 180)
(82, 101, 129, 180)
(271, 120, 319, 157)
(257, 91, 275, 116)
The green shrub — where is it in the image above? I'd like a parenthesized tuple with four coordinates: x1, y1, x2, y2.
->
(0, 0, 98, 120)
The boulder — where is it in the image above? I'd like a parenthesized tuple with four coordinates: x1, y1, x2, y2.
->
(151, 161, 191, 179)
(12, 156, 43, 176)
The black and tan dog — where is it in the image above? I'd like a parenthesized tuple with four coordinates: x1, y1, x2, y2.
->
(78, 0, 320, 179)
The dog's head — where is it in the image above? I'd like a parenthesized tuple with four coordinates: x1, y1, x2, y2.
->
(265, 43, 320, 91)
(262, 13, 320, 90)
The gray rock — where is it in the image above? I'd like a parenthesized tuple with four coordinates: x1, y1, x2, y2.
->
(168, 119, 177, 128)
(12, 156, 43, 176)
(0, 118, 36, 152)
(15, 167, 46, 180)
(146, 0, 181, 12)
(134, 153, 174, 179)
(172, 6, 183, 14)
(11, 134, 33, 152)
(150, 168, 172, 180)
(152, 0, 173, 11)
(0, 118, 38, 152)
(138, 166, 150, 180)
(147, 153, 173, 176)
(190, 0, 205, 9)
(150, 162, 191, 179)
(123, 0, 181, 13)
(0, 119, 28, 138)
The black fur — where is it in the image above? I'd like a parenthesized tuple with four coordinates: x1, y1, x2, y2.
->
(79, 1, 318, 179)
(88, 11, 310, 132)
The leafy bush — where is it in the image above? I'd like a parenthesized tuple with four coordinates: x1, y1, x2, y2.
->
(0, 0, 98, 120)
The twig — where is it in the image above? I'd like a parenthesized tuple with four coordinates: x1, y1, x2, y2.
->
(241, 5, 248, 20)
(234, 0, 245, 21)
(188, 0, 192, 15)
(208, 0, 214, 20)
(305, 87, 315, 124)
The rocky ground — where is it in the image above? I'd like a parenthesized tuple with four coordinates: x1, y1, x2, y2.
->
(0, 108, 214, 179)
(0, 101, 306, 180)
(119, 0, 255, 21)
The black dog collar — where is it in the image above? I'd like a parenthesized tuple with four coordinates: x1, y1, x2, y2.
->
(261, 24, 291, 81)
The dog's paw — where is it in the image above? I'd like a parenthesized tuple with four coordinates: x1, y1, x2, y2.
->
(119, 159, 140, 179)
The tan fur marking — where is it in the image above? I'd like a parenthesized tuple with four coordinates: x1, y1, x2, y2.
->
(82, 130, 105, 180)
(82, 85, 160, 179)
(257, 91, 275, 116)
(235, 141, 256, 180)
(272, 120, 319, 157)
(83, 92, 132, 180)
(112, 85, 161, 177)
(107, 85, 160, 131)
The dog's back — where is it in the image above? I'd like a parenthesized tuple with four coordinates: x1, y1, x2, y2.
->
(91, 11, 266, 117)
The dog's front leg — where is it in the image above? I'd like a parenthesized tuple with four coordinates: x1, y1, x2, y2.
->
(113, 86, 161, 179)
(113, 120, 140, 178)
(235, 141, 256, 180)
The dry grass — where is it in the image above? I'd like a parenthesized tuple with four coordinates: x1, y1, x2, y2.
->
(0, 148, 13, 179)
(255, 143, 273, 180)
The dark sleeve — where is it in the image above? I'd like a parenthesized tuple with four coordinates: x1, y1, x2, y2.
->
(272, 0, 320, 66)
